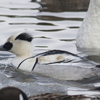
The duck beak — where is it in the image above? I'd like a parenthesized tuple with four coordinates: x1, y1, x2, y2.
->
(0, 45, 6, 51)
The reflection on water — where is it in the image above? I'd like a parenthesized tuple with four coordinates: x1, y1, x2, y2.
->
(0, 0, 100, 97)
(39, 0, 89, 12)
(87, 56, 100, 63)
(37, 15, 83, 21)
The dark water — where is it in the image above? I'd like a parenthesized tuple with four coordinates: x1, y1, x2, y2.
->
(0, 0, 100, 97)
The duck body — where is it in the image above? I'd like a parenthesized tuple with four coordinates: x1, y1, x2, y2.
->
(76, 0, 100, 55)
(29, 93, 97, 100)
(0, 32, 99, 80)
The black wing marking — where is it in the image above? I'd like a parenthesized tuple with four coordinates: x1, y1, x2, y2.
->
(17, 49, 91, 71)
(35, 50, 84, 59)
(17, 57, 38, 71)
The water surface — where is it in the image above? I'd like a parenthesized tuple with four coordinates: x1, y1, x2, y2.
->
(0, 0, 100, 97)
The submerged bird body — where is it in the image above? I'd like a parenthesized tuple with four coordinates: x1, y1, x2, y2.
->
(76, 0, 100, 55)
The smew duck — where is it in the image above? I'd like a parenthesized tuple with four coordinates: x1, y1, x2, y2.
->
(0, 32, 99, 80)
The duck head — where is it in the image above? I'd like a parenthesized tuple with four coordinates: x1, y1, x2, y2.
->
(2, 32, 33, 56)
(0, 32, 37, 71)
(0, 87, 28, 100)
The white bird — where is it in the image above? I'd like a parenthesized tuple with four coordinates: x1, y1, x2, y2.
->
(0, 32, 99, 80)
(0, 32, 80, 70)
(76, 0, 100, 55)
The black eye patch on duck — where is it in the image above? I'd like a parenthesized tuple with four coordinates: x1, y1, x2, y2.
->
(15, 33, 33, 42)
(3, 42, 13, 51)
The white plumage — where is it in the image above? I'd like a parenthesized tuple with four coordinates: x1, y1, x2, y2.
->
(0, 32, 100, 80)
(76, 0, 100, 55)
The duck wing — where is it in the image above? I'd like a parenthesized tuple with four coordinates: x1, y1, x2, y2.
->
(35, 50, 86, 64)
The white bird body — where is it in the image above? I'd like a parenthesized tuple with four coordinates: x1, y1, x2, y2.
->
(76, 0, 100, 55)
(1, 32, 100, 80)
(13, 56, 37, 71)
